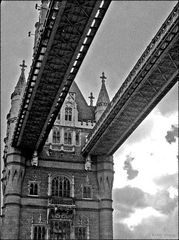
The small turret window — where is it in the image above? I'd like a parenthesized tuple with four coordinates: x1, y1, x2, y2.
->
(82, 185, 92, 199)
(57, 113, 60, 120)
(29, 181, 39, 196)
(65, 107, 72, 121)
(76, 131, 80, 145)
(53, 127, 60, 143)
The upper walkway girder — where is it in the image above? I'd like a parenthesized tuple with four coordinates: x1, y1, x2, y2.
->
(82, 3, 179, 156)
(12, 0, 111, 153)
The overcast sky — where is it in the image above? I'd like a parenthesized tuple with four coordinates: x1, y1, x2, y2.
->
(1, 1, 178, 239)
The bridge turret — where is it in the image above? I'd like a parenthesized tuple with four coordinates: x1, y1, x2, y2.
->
(1, 60, 26, 239)
(8, 60, 26, 144)
(95, 72, 110, 122)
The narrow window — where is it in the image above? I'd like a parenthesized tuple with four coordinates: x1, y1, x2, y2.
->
(57, 113, 60, 120)
(53, 127, 60, 143)
(83, 185, 92, 199)
(29, 181, 39, 196)
(76, 131, 80, 145)
(50, 221, 70, 239)
(65, 107, 72, 121)
(64, 131, 72, 145)
(33, 225, 46, 240)
(75, 227, 87, 240)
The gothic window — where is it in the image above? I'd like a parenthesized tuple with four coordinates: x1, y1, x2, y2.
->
(76, 131, 80, 145)
(57, 112, 60, 120)
(50, 221, 70, 239)
(65, 107, 72, 121)
(75, 227, 87, 240)
(52, 176, 70, 198)
(64, 131, 72, 145)
(29, 181, 39, 196)
(83, 185, 92, 199)
(53, 127, 60, 143)
(33, 225, 46, 240)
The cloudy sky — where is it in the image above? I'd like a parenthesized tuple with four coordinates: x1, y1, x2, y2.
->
(1, 1, 178, 239)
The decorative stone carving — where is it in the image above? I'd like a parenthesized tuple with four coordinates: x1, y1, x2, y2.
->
(85, 174, 90, 184)
(85, 155, 91, 171)
(97, 173, 113, 199)
(76, 214, 89, 227)
(48, 173, 52, 196)
(31, 151, 38, 166)
(49, 207, 74, 220)
(38, 213, 42, 223)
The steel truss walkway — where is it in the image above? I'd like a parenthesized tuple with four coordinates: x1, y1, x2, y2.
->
(12, 0, 111, 153)
(82, 3, 179, 156)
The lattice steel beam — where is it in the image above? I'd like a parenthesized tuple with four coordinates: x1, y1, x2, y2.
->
(12, 0, 112, 154)
(82, 3, 179, 156)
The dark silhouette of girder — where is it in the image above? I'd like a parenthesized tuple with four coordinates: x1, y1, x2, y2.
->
(12, 0, 111, 154)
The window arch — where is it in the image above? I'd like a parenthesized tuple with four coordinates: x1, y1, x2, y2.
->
(65, 107, 72, 121)
(52, 176, 70, 197)
(53, 127, 60, 143)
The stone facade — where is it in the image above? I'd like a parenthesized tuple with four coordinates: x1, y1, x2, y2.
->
(1, 62, 114, 239)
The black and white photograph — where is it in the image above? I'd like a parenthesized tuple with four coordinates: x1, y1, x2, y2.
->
(1, 1, 178, 239)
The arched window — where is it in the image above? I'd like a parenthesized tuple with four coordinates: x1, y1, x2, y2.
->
(52, 176, 70, 198)
(65, 107, 72, 121)
(50, 221, 70, 239)
(53, 127, 60, 143)
(64, 131, 72, 145)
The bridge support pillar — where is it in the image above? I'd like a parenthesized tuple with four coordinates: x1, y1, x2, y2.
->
(97, 155, 114, 239)
(1, 148, 25, 240)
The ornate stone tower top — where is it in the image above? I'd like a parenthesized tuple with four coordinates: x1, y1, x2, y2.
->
(95, 72, 110, 121)
(11, 60, 27, 99)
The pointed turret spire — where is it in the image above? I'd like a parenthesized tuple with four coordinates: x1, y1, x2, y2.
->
(96, 72, 110, 107)
(95, 72, 110, 121)
(11, 60, 27, 99)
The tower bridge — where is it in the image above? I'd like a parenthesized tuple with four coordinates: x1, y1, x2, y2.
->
(1, 2, 178, 240)
(12, 0, 111, 153)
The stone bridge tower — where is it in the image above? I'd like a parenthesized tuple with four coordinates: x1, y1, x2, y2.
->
(1, 1, 114, 238)
(1, 67, 114, 239)
(1, 61, 27, 239)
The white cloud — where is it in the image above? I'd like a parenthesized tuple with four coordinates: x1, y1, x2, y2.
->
(113, 110, 178, 194)
(122, 207, 165, 229)
(168, 186, 178, 199)
(113, 108, 178, 238)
